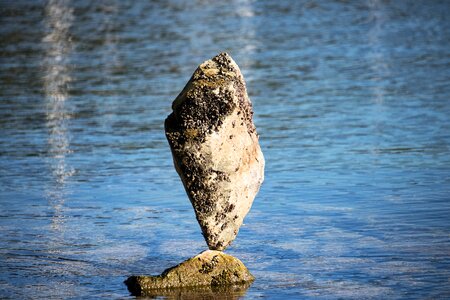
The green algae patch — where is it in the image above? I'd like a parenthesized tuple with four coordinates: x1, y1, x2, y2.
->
(124, 250, 254, 296)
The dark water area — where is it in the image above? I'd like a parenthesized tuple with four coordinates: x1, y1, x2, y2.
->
(1, 0, 450, 299)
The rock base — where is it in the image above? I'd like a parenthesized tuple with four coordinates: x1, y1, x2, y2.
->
(125, 250, 254, 296)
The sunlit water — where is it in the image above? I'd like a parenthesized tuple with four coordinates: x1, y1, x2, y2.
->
(1, 0, 450, 299)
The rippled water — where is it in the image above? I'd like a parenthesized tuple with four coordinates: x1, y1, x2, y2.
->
(1, 0, 450, 299)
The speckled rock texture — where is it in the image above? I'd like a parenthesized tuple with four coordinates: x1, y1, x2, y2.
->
(165, 52, 265, 250)
(124, 250, 254, 296)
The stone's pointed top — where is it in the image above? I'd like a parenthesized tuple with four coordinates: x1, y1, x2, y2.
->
(165, 53, 265, 251)
(170, 52, 242, 121)
(211, 52, 235, 67)
(214, 52, 232, 59)
(192, 52, 242, 85)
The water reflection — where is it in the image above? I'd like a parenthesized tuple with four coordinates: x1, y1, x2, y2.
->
(42, 0, 75, 231)
(367, 0, 390, 105)
(99, 1, 120, 75)
(130, 283, 252, 299)
(235, 0, 258, 69)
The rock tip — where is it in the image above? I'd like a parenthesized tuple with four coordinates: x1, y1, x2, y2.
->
(213, 51, 232, 59)
(211, 52, 237, 66)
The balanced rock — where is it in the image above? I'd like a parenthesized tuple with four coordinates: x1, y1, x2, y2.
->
(165, 53, 265, 250)
(124, 250, 254, 295)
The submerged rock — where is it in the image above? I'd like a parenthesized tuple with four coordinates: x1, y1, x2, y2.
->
(124, 250, 254, 295)
(165, 52, 265, 250)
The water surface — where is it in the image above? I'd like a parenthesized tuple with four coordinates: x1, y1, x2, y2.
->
(1, 0, 450, 299)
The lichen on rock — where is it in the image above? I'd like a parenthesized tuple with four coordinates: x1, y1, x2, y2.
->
(165, 52, 265, 251)
(124, 250, 254, 296)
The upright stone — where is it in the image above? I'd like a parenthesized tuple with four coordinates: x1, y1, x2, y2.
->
(165, 53, 264, 250)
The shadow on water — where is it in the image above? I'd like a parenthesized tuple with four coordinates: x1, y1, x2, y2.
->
(128, 283, 252, 300)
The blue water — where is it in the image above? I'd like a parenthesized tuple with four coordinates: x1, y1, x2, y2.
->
(1, 0, 450, 299)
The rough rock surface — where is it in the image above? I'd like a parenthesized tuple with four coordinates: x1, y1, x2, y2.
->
(124, 250, 254, 295)
(165, 52, 265, 250)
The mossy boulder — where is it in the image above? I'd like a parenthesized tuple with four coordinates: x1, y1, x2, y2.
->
(124, 250, 254, 296)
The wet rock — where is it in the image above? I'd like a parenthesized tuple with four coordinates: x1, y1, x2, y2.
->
(124, 250, 254, 295)
(165, 52, 265, 250)
(128, 283, 252, 299)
